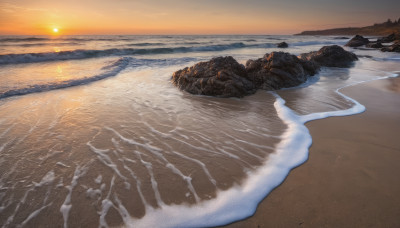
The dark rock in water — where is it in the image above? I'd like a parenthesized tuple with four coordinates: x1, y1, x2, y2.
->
(171, 56, 256, 97)
(172, 48, 359, 97)
(345, 35, 369, 47)
(245, 52, 319, 90)
(377, 33, 400, 43)
(366, 42, 383, 48)
(357, 55, 373, 59)
(277, 42, 288, 48)
(381, 40, 400, 52)
(299, 45, 358, 68)
(334, 37, 350, 40)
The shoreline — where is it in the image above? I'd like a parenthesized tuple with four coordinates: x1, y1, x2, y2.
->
(226, 77, 400, 227)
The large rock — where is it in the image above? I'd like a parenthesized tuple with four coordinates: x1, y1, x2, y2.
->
(381, 40, 400, 52)
(277, 42, 288, 48)
(299, 45, 358, 68)
(377, 32, 400, 43)
(245, 52, 319, 90)
(333, 37, 350, 40)
(345, 35, 369, 47)
(172, 48, 359, 97)
(366, 42, 383, 48)
(171, 56, 256, 97)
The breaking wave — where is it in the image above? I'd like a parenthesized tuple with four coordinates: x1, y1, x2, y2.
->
(0, 42, 274, 64)
(0, 57, 130, 99)
(292, 40, 347, 46)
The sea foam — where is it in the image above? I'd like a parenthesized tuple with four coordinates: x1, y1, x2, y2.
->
(0, 42, 273, 64)
(122, 73, 399, 228)
(0, 57, 130, 99)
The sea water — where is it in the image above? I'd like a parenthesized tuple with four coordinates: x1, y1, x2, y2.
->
(0, 35, 399, 227)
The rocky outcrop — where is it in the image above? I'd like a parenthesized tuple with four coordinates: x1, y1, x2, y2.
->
(345, 35, 369, 47)
(277, 42, 288, 48)
(377, 32, 400, 43)
(172, 45, 359, 97)
(299, 45, 358, 68)
(245, 52, 319, 90)
(334, 37, 350, 40)
(171, 56, 256, 97)
(366, 42, 383, 48)
(381, 40, 400, 52)
(296, 18, 400, 36)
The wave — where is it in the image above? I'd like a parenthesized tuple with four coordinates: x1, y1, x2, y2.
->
(127, 42, 165, 46)
(0, 37, 49, 42)
(181, 42, 203, 45)
(0, 42, 273, 64)
(0, 42, 82, 47)
(292, 40, 346, 46)
(0, 56, 200, 99)
(0, 57, 130, 99)
(131, 72, 399, 228)
(0, 37, 134, 43)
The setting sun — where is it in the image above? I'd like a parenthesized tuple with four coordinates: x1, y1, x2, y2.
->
(53, 28, 59, 33)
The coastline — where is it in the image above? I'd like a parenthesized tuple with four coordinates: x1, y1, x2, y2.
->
(1, 34, 399, 227)
(226, 77, 400, 227)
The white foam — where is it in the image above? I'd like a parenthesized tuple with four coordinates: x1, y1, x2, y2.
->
(86, 188, 102, 200)
(95, 175, 103, 184)
(56, 162, 70, 168)
(122, 73, 399, 228)
(123, 92, 311, 227)
(60, 165, 88, 228)
(87, 141, 128, 181)
(18, 203, 52, 228)
(34, 170, 55, 187)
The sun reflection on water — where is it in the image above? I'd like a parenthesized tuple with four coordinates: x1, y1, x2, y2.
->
(53, 47, 61, 53)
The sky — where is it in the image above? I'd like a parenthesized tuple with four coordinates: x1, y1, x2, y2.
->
(0, 0, 399, 35)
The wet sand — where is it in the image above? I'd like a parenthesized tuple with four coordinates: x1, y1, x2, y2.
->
(227, 77, 400, 227)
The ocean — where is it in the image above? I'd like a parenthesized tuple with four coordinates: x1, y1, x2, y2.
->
(0, 35, 399, 227)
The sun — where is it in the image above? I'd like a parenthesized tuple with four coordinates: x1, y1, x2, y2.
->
(53, 28, 59, 33)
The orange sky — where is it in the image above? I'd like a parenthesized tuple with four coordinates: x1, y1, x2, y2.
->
(0, 0, 399, 35)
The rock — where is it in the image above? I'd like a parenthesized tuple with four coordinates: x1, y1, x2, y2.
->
(172, 48, 360, 97)
(245, 52, 319, 90)
(299, 45, 358, 67)
(366, 42, 383, 48)
(377, 32, 400, 43)
(171, 56, 256, 97)
(277, 42, 288, 48)
(381, 40, 400, 52)
(333, 37, 350, 40)
(345, 35, 369, 47)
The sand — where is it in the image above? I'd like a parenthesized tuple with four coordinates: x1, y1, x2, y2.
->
(226, 77, 400, 227)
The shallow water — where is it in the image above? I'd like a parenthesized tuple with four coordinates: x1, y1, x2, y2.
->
(0, 35, 399, 227)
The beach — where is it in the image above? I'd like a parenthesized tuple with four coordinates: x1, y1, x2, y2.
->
(0, 35, 400, 227)
(1, 0, 400, 226)
(227, 77, 400, 227)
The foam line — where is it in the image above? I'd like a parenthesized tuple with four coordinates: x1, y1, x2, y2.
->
(0, 42, 258, 64)
(60, 165, 88, 228)
(87, 142, 128, 181)
(136, 152, 164, 206)
(18, 203, 52, 228)
(124, 73, 399, 228)
(301, 73, 398, 123)
(99, 175, 116, 228)
(124, 92, 312, 228)
(0, 57, 130, 100)
(171, 151, 217, 186)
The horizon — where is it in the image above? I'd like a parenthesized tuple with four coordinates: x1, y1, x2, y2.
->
(1, 0, 399, 36)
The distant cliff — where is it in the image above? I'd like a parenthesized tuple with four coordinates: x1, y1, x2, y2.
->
(297, 19, 400, 36)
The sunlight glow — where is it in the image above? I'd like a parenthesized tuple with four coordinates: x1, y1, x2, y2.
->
(53, 28, 59, 33)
